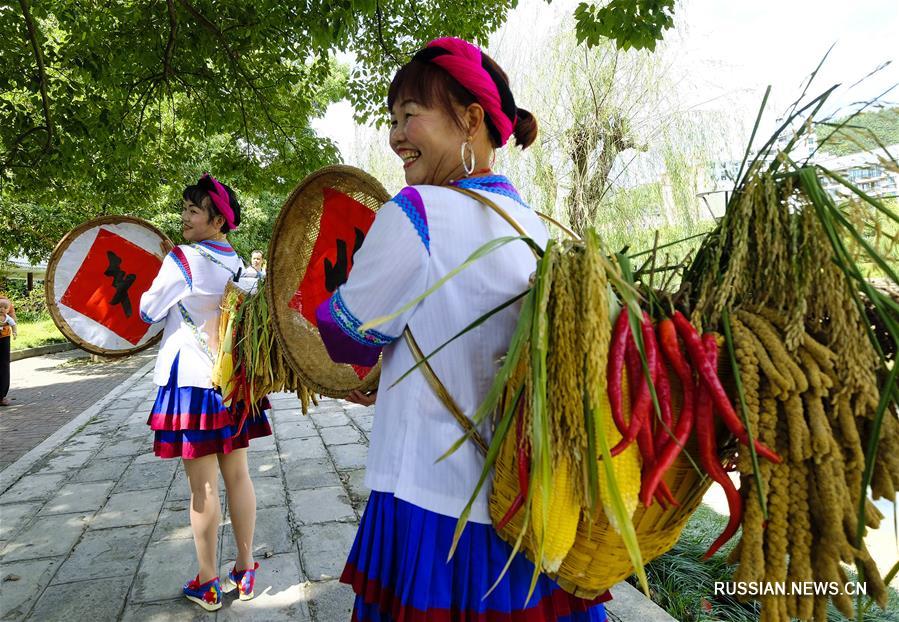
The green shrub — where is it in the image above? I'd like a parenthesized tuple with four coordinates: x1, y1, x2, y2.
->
(2, 284, 50, 322)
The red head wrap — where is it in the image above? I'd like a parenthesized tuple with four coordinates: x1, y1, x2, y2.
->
(198, 173, 238, 231)
(412, 37, 518, 147)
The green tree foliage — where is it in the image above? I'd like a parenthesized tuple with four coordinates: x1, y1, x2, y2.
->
(816, 106, 899, 156)
(1, 0, 677, 262)
(574, 0, 675, 51)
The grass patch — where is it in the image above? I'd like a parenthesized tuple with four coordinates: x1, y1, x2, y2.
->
(630, 504, 899, 621)
(11, 317, 67, 351)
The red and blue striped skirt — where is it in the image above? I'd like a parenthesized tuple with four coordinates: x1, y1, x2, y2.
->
(148, 356, 272, 460)
(341, 491, 610, 622)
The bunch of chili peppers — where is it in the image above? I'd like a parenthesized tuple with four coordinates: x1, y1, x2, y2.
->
(607, 309, 782, 558)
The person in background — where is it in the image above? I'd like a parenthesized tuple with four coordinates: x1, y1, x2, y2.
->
(246, 250, 266, 279)
(0, 297, 17, 406)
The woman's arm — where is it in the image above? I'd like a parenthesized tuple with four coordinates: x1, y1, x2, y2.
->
(139, 247, 192, 324)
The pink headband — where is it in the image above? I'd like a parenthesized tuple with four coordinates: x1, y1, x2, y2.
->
(415, 37, 518, 147)
(200, 173, 238, 231)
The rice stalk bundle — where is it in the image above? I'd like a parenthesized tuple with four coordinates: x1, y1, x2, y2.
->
(212, 281, 318, 417)
(684, 86, 899, 618)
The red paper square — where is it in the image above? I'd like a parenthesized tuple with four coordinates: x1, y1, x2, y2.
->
(60, 228, 162, 345)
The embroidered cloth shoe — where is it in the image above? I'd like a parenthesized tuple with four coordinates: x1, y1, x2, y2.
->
(222, 562, 259, 600)
(183, 575, 222, 611)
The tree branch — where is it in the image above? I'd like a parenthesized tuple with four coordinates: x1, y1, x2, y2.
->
(18, 0, 53, 153)
(164, 0, 178, 80)
(175, 0, 298, 152)
(375, 0, 400, 66)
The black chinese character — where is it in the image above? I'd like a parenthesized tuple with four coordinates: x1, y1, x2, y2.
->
(323, 228, 365, 293)
(104, 251, 137, 317)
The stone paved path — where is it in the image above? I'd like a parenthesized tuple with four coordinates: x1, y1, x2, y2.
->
(0, 349, 155, 470)
(0, 364, 669, 622)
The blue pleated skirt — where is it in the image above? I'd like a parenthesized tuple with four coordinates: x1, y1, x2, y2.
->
(341, 491, 609, 622)
(147, 355, 272, 459)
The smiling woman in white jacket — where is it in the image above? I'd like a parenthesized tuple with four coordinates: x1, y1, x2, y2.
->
(140, 174, 270, 612)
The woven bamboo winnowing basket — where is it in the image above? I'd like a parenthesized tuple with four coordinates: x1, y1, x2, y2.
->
(488, 360, 733, 599)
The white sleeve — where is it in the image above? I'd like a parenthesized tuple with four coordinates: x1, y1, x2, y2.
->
(5, 316, 15, 327)
(139, 247, 192, 324)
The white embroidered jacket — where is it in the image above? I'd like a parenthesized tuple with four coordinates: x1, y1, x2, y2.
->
(139, 240, 243, 388)
(317, 175, 548, 523)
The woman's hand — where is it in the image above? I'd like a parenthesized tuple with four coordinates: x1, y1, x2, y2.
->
(345, 389, 377, 407)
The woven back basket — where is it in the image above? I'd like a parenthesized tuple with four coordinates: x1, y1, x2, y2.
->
(488, 359, 732, 599)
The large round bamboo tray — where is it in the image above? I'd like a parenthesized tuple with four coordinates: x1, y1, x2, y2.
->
(489, 360, 732, 599)
(267, 165, 390, 397)
(46, 215, 171, 357)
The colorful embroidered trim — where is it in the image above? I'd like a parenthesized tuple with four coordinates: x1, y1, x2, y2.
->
(197, 239, 237, 256)
(392, 187, 430, 253)
(330, 289, 396, 347)
(140, 310, 163, 325)
(170, 247, 193, 289)
(452, 174, 527, 208)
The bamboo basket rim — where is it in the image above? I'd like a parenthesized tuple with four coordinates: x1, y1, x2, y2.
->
(266, 165, 389, 397)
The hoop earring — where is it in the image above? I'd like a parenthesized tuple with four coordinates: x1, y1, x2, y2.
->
(460, 139, 476, 177)
(489, 149, 497, 168)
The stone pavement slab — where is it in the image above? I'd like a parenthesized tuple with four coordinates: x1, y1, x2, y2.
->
(0, 512, 92, 562)
(0, 502, 40, 540)
(283, 458, 342, 490)
(298, 521, 359, 581)
(0, 472, 68, 505)
(52, 524, 153, 583)
(38, 480, 115, 515)
(29, 576, 132, 621)
(91, 488, 167, 529)
(289, 487, 355, 526)
(0, 349, 155, 470)
(0, 557, 63, 620)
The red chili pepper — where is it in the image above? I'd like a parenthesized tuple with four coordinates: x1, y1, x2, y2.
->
(496, 400, 530, 531)
(641, 323, 696, 507)
(672, 312, 781, 464)
(652, 346, 674, 453)
(635, 388, 678, 508)
(658, 481, 679, 507)
(611, 313, 656, 457)
(637, 315, 667, 447)
(607, 309, 631, 439)
(698, 334, 743, 559)
(637, 423, 671, 508)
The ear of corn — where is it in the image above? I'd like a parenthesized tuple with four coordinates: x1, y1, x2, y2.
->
(530, 454, 580, 573)
(596, 369, 641, 532)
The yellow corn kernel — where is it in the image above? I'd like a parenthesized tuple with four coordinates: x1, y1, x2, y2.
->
(531, 454, 580, 573)
(597, 371, 642, 532)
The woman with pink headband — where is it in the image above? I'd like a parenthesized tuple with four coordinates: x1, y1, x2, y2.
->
(139, 174, 271, 611)
(316, 38, 609, 620)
